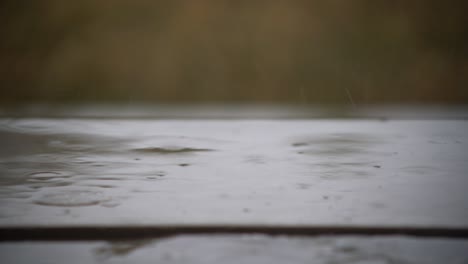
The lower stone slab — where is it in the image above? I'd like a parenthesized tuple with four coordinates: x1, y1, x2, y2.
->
(1, 235, 468, 264)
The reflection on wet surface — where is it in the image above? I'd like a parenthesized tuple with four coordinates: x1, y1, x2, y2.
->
(291, 133, 384, 180)
(292, 133, 382, 156)
(0, 120, 226, 215)
(94, 239, 155, 259)
(0, 119, 468, 226)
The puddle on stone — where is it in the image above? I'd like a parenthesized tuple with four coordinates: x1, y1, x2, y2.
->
(292, 133, 380, 145)
(244, 155, 267, 164)
(0, 131, 50, 157)
(320, 170, 370, 180)
(94, 240, 154, 259)
(131, 147, 215, 154)
(26, 171, 72, 180)
(92, 177, 123, 181)
(400, 166, 444, 176)
(291, 133, 382, 157)
(299, 147, 369, 156)
(315, 162, 372, 169)
(155, 171, 166, 177)
(33, 190, 106, 207)
(296, 183, 312, 190)
(83, 184, 115, 189)
(28, 181, 74, 188)
(100, 201, 121, 208)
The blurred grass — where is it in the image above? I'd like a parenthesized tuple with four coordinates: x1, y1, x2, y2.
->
(1, 0, 467, 104)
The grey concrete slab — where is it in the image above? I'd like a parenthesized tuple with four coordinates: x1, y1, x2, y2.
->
(0, 119, 468, 227)
(1, 235, 468, 264)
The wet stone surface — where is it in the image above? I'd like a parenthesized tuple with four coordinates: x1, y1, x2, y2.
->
(33, 190, 107, 207)
(0, 119, 468, 226)
(1, 235, 468, 264)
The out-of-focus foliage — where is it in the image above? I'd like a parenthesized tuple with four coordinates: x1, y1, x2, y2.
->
(1, 0, 467, 104)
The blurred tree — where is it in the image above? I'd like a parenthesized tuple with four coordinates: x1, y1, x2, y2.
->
(1, 0, 467, 104)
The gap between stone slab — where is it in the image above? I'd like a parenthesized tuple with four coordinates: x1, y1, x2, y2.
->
(1, 225, 467, 241)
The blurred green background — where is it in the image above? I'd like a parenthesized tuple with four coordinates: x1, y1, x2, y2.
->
(1, 0, 467, 104)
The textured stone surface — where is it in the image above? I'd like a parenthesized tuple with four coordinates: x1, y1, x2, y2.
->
(1, 235, 468, 264)
(1, 118, 467, 227)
